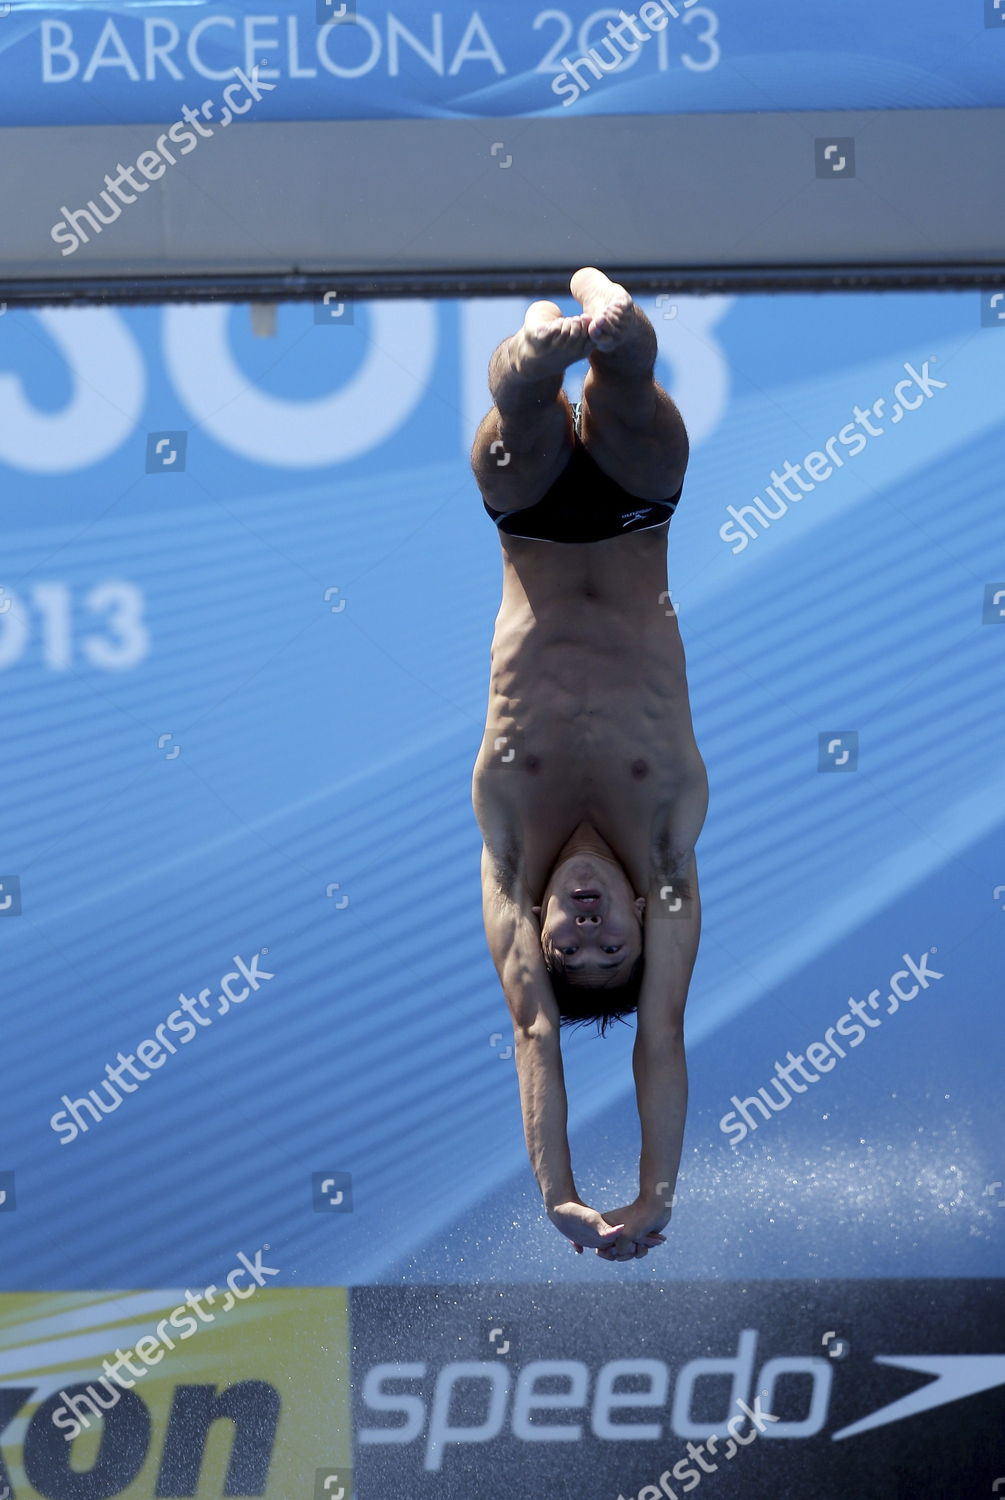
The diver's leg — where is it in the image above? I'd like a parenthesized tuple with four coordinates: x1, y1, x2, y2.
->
(573, 267, 689, 501)
(470, 302, 590, 513)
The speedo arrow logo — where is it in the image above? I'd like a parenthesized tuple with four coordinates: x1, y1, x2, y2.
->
(832, 1353, 1005, 1440)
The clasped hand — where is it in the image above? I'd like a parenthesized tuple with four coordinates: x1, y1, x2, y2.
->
(547, 1195, 670, 1261)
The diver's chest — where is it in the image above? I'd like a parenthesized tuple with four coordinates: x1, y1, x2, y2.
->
(476, 735, 677, 829)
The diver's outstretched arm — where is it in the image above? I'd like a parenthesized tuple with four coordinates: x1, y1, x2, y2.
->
(625, 855, 702, 1247)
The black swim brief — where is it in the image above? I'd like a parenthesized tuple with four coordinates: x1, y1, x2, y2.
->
(482, 400, 683, 544)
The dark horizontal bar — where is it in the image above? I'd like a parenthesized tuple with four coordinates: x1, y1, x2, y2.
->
(3, 262, 1005, 309)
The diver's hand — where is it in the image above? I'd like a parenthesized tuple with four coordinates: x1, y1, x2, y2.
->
(546, 1199, 626, 1254)
(594, 1197, 670, 1261)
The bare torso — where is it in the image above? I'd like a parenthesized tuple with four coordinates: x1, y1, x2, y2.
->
(472, 525, 707, 900)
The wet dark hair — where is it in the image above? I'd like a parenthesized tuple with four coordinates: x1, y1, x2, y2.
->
(543, 950, 645, 1037)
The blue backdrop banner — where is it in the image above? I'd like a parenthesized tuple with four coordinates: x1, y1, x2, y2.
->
(2, 286, 1004, 1290)
(0, 0, 1003, 128)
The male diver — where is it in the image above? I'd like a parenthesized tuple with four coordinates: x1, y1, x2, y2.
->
(471, 268, 707, 1264)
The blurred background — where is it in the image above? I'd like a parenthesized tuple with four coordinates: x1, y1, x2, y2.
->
(1, 2, 1003, 1497)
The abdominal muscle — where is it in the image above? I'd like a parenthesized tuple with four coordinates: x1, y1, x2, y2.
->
(474, 530, 702, 896)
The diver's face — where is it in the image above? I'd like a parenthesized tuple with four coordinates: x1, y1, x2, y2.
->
(535, 857, 645, 985)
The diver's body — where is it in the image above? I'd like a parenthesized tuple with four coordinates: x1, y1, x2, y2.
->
(473, 520, 704, 906)
(470, 269, 708, 1263)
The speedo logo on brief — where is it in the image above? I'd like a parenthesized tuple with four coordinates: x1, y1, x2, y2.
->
(621, 507, 652, 526)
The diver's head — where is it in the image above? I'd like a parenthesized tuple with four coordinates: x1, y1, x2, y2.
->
(533, 845, 645, 1036)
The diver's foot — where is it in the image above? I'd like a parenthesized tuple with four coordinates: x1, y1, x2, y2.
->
(508, 301, 594, 380)
(570, 266, 644, 354)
